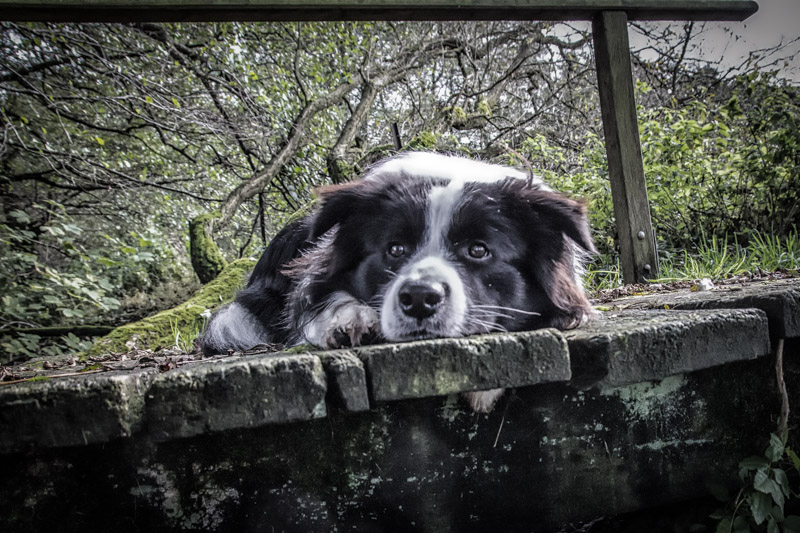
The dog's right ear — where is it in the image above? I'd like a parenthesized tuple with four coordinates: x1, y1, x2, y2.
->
(309, 181, 367, 240)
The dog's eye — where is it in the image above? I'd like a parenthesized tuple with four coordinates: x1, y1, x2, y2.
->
(387, 242, 405, 258)
(468, 242, 489, 259)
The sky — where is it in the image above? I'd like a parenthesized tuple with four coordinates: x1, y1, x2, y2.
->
(554, 0, 800, 82)
(637, 0, 800, 81)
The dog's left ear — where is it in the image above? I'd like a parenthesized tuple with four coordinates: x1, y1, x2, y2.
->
(515, 187, 596, 329)
(523, 189, 597, 255)
(309, 181, 367, 240)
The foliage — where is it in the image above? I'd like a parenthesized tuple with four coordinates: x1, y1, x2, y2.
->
(585, 229, 799, 291)
(638, 74, 800, 251)
(713, 434, 800, 533)
(0, 198, 188, 360)
(1, 21, 798, 360)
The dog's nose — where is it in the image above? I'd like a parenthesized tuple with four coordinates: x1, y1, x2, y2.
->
(398, 281, 447, 320)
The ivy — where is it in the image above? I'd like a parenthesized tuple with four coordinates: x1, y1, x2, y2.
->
(714, 433, 800, 533)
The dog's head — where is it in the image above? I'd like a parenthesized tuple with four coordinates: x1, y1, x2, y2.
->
(306, 152, 596, 341)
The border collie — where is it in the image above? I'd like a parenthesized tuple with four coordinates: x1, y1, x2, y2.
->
(201, 152, 596, 412)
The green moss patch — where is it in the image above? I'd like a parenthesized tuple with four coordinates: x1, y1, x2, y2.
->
(85, 258, 255, 356)
(189, 212, 228, 284)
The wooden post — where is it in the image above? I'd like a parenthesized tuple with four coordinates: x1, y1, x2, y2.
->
(593, 10, 659, 284)
(390, 122, 403, 150)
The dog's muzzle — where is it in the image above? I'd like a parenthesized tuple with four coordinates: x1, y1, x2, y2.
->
(381, 256, 467, 341)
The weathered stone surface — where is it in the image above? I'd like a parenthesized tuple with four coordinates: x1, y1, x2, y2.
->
(566, 308, 770, 387)
(606, 278, 800, 339)
(0, 368, 157, 453)
(357, 329, 569, 402)
(2, 352, 794, 532)
(144, 353, 327, 440)
(318, 350, 370, 412)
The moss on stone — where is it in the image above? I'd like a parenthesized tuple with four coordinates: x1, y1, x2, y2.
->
(190, 212, 228, 284)
(85, 258, 256, 356)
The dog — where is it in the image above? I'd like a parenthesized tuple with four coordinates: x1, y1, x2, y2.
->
(201, 151, 596, 412)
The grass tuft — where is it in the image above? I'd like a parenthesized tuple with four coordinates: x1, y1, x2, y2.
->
(586, 229, 799, 291)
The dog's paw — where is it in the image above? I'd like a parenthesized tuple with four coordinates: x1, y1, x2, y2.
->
(322, 302, 380, 349)
(461, 388, 505, 413)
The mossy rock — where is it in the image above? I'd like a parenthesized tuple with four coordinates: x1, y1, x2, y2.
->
(190, 212, 228, 284)
(85, 258, 256, 356)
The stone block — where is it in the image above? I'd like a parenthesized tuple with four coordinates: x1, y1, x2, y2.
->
(0, 368, 156, 453)
(357, 329, 569, 402)
(144, 353, 327, 440)
(565, 308, 771, 387)
(607, 278, 800, 339)
(318, 350, 370, 412)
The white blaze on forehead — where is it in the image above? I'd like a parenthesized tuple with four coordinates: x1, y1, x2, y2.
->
(426, 179, 464, 251)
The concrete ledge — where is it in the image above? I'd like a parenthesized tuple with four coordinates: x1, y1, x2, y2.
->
(566, 308, 771, 388)
(0, 368, 157, 453)
(318, 351, 370, 412)
(357, 329, 570, 402)
(145, 353, 327, 441)
(607, 278, 800, 339)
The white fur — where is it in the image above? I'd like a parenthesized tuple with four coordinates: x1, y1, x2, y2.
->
(301, 291, 379, 348)
(462, 389, 506, 413)
(426, 181, 463, 252)
(381, 256, 467, 341)
(365, 151, 539, 187)
(204, 302, 270, 352)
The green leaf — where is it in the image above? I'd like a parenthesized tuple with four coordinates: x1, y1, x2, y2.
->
(753, 471, 783, 511)
(765, 434, 784, 462)
(750, 492, 772, 525)
(773, 468, 790, 497)
(786, 447, 800, 473)
(101, 297, 121, 309)
(772, 505, 785, 522)
(715, 518, 732, 533)
(8, 209, 31, 223)
(171, 97, 181, 108)
(95, 136, 105, 146)
(120, 246, 137, 254)
(62, 224, 82, 235)
(97, 257, 119, 267)
(740, 456, 770, 479)
(767, 517, 779, 533)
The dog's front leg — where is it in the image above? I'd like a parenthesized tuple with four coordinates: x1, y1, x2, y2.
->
(301, 291, 380, 349)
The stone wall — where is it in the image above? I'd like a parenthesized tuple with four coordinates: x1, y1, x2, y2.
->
(1, 279, 798, 532)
